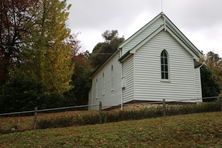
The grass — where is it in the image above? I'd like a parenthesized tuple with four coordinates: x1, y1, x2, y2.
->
(0, 112, 222, 147)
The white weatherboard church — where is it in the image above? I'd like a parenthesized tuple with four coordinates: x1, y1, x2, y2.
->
(88, 13, 203, 110)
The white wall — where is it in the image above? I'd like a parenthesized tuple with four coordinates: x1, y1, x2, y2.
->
(89, 15, 203, 109)
(122, 17, 163, 56)
(89, 52, 122, 110)
(194, 68, 202, 99)
(134, 30, 202, 102)
(122, 55, 134, 103)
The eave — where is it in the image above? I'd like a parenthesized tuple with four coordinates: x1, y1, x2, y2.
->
(90, 50, 120, 78)
(118, 50, 133, 63)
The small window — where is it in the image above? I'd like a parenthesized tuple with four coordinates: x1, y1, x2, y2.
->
(122, 77, 126, 89)
(161, 50, 169, 79)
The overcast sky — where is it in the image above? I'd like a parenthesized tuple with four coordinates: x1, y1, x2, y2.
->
(67, 0, 222, 55)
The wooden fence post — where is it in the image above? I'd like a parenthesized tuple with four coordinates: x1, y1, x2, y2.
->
(33, 107, 38, 129)
(99, 101, 103, 123)
(162, 99, 166, 116)
(219, 97, 222, 111)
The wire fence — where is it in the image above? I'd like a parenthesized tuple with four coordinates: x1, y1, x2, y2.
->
(0, 104, 99, 116)
(0, 96, 221, 134)
(0, 96, 220, 116)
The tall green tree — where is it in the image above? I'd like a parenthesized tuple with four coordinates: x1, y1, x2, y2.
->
(0, 0, 77, 112)
(204, 51, 222, 93)
(16, 0, 74, 94)
(90, 30, 124, 69)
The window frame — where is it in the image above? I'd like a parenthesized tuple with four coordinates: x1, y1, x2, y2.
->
(160, 50, 169, 80)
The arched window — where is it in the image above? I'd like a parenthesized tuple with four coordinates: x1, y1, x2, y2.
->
(161, 50, 169, 79)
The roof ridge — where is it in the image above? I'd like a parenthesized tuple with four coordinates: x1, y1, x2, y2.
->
(119, 13, 163, 48)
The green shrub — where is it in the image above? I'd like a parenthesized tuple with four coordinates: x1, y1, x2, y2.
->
(166, 102, 220, 116)
(0, 78, 66, 113)
(36, 102, 221, 129)
(75, 113, 101, 125)
(37, 116, 75, 129)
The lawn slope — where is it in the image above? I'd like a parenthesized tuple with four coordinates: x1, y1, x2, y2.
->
(0, 112, 222, 147)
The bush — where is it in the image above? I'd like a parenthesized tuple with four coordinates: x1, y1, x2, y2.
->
(0, 78, 66, 113)
(0, 78, 42, 113)
(166, 102, 220, 115)
(201, 66, 220, 98)
(37, 116, 75, 129)
(36, 102, 221, 129)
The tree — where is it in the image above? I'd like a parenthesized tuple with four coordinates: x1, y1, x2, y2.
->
(14, 0, 74, 94)
(102, 30, 118, 41)
(200, 65, 220, 99)
(0, 0, 39, 83)
(204, 51, 222, 93)
(65, 51, 92, 105)
(0, 0, 76, 112)
(90, 30, 124, 69)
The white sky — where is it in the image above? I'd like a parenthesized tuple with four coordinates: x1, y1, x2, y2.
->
(67, 0, 222, 55)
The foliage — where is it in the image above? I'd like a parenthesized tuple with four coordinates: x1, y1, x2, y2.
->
(36, 102, 221, 129)
(1, 112, 222, 147)
(204, 51, 222, 93)
(0, 78, 42, 113)
(200, 65, 220, 98)
(0, 0, 39, 83)
(0, 0, 77, 114)
(19, 0, 74, 94)
(90, 30, 124, 69)
(0, 78, 66, 113)
(65, 51, 92, 105)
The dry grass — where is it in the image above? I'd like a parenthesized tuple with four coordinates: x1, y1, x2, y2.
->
(0, 110, 98, 133)
(0, 112, 222, 147)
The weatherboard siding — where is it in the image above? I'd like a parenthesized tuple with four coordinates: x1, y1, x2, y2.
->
(122, 56, 134, 103)
(89, 52, 122, 110)
(89, 13, 203, 110)
(194, 68, 202, 99)
(122, 17, 163, 55)
(134, 30, 202, 101)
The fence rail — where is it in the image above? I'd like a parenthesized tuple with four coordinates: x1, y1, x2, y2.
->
(0, 96, 221, 132)
(0, 104, 99, 116)
(0, 96, 220, 116)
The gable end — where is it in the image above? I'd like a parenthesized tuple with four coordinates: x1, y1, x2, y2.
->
(119, 13, 203, 60)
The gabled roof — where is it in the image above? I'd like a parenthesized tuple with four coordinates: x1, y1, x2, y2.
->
(119, 13, 162, 48)
(92, 12, 203, 77)
(163, 13, 202, 57)
(119, 12, 203, 60)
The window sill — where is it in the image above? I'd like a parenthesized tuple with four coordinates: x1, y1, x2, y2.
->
(160, 79, 171, 83)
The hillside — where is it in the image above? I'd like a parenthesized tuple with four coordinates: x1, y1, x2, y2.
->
(0, 112, 222, 147)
